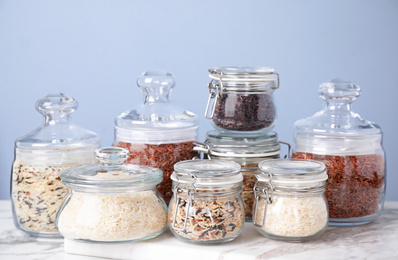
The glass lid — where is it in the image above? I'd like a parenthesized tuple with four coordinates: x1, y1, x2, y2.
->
(208, 66, 279, 90)
(60, 147, 163, 190)
(15, 93, 100, 150)
(115, 71, 197, 143)
(256, 159, 327, 185)
(203, 130, 281, 157)
(294, 79, 382, 137)
(171, 160, 242, 185)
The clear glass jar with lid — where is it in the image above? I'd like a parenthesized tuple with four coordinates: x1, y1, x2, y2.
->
(114, 71, 198, 204)
(194, 130, 287, 222)
(253, 159, 328, 242)
(205, 66, 279, 133)
(11, 93, 100, 238)
(292, 79, 386, 226)
(168, 160, 244, 244)
(56, 147, 167, 243)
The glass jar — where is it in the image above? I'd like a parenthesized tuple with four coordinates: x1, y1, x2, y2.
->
(11, 93, 100, 238)
(168, 160, 244, 244)
(254, 159, 328, 242)
(194, 130, 286, 222)
(56, 147, 168, 243)
(114, 71, 198, 204)
(205, 66, 279, 133)
(292, 79, 386, 226)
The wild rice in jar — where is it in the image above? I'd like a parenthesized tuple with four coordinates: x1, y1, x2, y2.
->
(11, 93, 100, 238)
(168, 160, 244, 244)
(194, 130, 283, 221)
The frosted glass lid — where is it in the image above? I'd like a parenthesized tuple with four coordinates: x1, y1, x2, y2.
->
(115, 71, 197, 143)
(15, 93, 100, 150)
(294, 79, 382, 137)
(60, 147, 163, 190)
(171, 160, 242, 186)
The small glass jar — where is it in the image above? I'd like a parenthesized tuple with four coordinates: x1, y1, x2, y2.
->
(168, 160, 244, 244)
(11, 93, 100, 238)
(205, 66, 279, 133)
(194, 130, 286, 222)
(56, 147, 168, 243)
(114, 71, 198, 204)
(292, 79, 386, 226)
(253, 159, 328, 242)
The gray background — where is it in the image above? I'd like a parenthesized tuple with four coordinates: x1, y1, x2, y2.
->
(0, 0, 397, 200)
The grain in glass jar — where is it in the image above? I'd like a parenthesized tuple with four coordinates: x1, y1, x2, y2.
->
(205, 66, 279, 133)
(114, 71, 198, 204)
(11, 93, 100, 238)
(56, 147, 167, 243)
(292, 79, 385, 226)
(168, 160, 244, 244)
(194, 130, 285, 221)
(253, 159, 328, 242)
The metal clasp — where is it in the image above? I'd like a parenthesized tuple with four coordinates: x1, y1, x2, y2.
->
(279, 141, 291, 159)
(204, 73, 224, 119)
(171, 173, 197, 232)
(192, 142, 212, 160)
(253, 173, 274, 228)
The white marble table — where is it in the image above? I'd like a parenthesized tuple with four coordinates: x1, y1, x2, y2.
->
(1, 200, 397, 260)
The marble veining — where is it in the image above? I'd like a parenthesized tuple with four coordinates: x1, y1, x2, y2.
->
(1, 200, 398, 260)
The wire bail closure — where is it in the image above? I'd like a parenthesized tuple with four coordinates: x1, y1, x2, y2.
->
(253, 172, 274, 227)
(171, 173, 197, 231)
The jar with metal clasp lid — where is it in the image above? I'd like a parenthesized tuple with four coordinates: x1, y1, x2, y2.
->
(205, 66, 279, 133)
(194, 130, 290, 222)
(168, 160, 244, 244)
(253, 159, 328, 242)
(11, 93, 100, 238)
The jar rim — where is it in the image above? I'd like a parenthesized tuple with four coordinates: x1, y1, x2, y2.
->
(203, 130, 281, 157)
(256, 159, 327, 185)
(60, 164, 163, 191)
(172, 160, 242, 185)
(208, 66, 279, 90)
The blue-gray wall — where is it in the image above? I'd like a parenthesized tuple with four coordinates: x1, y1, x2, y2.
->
(1, 0, 397, 200)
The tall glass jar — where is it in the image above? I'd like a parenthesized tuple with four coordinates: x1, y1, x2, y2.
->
(56, 147, 167, 243)
(114, 71, 198, 204)
(253, 159, 328, 242)
(11, 93, 100, 237)
(168, 160, 244, 244)
(194, 130, 285, 221)
(205, 66, 279, 133)
(292, 79, 386, 226)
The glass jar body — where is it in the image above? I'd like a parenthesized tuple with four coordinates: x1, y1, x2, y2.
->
(11, 148, 97, 238)
(56, 188, 167, 243)
(114, 139, 197, 204)
(212, 89, 276, 133)
(292, 150, 385, 225)
(168, 183, 245, 244)
(253, 189, 328, 242)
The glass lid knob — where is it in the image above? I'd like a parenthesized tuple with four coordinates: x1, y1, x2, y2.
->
(95, 147, 129, 165)
(137, 71, 175, 103)
(319, 79, 361, 100)
(35, 93, 78, 115)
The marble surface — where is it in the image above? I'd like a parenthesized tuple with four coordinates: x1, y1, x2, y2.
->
(1, 200, 397, 260)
